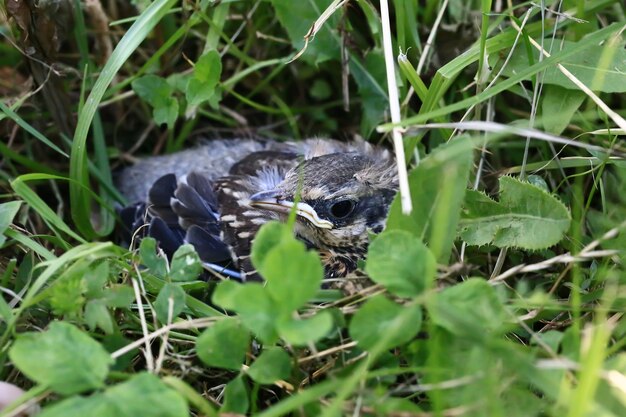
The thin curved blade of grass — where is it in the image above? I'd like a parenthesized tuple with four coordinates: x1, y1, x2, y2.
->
(11, 174, 85, 245)
(0, 101, 68, 158)
(70, 0, 177, 239)
(11, 173, 118, 245)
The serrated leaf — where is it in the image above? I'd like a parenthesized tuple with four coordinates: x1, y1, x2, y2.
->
(386, 136, 473, 262)
(365, 230, 436, 298)
(212, 281, 279, 344)
(247, 347, 291, 385)
(169, 244, 202, 282)
(427, 278, 508, 339)
(0, 201, 21, 247)
(9, 322, 112, 395)
(84, 300, 114, 334)
(37, 373, 187, 417)
(277, 311, 333, 346)
(84, 262, 109, 298)
(196, 317, 249, 370)
(154, 284, 186, 324)
(349, 295, 422, 351)
(458, 176, 571, 249)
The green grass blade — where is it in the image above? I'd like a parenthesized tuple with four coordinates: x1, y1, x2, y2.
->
(69, 0, 178, 239)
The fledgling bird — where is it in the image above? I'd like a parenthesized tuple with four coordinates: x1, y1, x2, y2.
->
(117, 138, 399, 281)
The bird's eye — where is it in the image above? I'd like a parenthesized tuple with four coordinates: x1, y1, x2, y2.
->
(329, 200, 356, 219)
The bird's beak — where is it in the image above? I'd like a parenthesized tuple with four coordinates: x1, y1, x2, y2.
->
(249, 190, 333, 229)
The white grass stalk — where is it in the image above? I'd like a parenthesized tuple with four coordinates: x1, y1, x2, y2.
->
(380, 0, 413, 214)
(511, 20, 626, 132)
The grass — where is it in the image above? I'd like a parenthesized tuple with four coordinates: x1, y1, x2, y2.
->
(1, 0, 626, 416)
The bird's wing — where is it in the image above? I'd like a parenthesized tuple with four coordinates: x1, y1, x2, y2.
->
(215, 151, 299, 281)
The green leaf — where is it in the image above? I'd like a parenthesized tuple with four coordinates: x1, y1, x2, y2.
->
(365, 230, 436, 298)
(270, 0, 340, 64)
(169, 244, 202, 282)
(247, 347, 292, 385)
(428, 278, 508, 339)
(9, 322, 112, 395)
(541, 85, 586, 135)
(252, 222, 323, 314)
(250, 221, 290, 268)
(386, 136, 473, 262)
(154, 284, 186, 324)
(262, 241, 324, 314)
(349, 295, 423, 351)
(222, 375, 249, 414)
(84, 262, 110, 298)
(502, 39, 626, 93)
(212, 281, 279, 344)
(132, 74, 179, 129)
(139, 238, 167, 278)
(84, 300, 114, 334)
(196, 318, 249, 371)
(49, 265, 86, 317)
(0, 201, 21, 247)
(186, 50, 222, 108)
(458, 176, 571, 249)
(101, 285, 135, 308)
(37, 373, 187, 417)
(277, 311, 333, 346)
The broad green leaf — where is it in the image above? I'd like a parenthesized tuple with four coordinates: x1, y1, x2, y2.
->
(250, 221, 290, 268)
(0, 201, 21, 247)
(262, 240, 324, 314)
(501, 39, 626, 93)
(9, 322, 112, 395)
(349, 295, 422, 351)
(427, 278, 508, 339)
(386, 136, 473, 262)
(277, 311, 333, 346)
(132, 75, 179, 129)
(186, 50, 222, 108)
(541, 85, 586, 135)
(270, 0, 340, 64)
(365, 230, 436, 298)
(169, 244, 202, 282)
(222, 375, 249, 414)
(84, 300, 114, 334)
(247, 347, 292, 385)
(139, 238, 167, 277)
(212, 281, 279, 344)
(252, 222, 323, 314)
(154, 284, 186, 324)
(352, 49, 389, 136)
(101, 285, 135, 308)
(38, 373, 187, 417)
(458, 176, 571, 249)
(196, 317, 249, 370)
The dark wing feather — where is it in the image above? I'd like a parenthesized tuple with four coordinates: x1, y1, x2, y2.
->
(142, 172, 232, 264)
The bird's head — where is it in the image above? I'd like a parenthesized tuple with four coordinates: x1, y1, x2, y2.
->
(248, 152, 398, 250)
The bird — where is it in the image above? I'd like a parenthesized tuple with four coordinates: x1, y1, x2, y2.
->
(117, 138, 399, 282)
